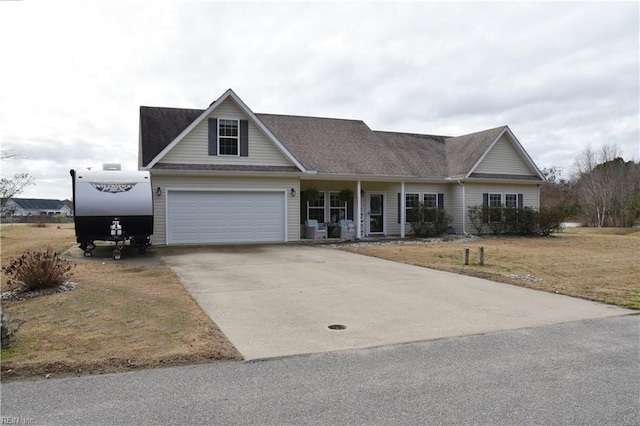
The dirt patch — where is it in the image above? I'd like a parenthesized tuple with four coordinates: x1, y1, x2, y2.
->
(1, 224, 242, 381)
(343, 228, 640, 309)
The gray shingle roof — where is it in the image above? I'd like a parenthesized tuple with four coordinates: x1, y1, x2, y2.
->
(139, 106, 539, 180)
(10, 198, 66, 210)
(444, 126, 506, 178)
(140, 106, 202, 167)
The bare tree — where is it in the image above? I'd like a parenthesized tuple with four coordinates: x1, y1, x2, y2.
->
(0, 174, 35, 215)
(573, 144, 638, 227)
(0, 147, 25, 161)
(0, 145, 35, 217)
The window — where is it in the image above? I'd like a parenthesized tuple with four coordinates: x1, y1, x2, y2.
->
(218, 119, 239, 156)
(488, 193, 502, 223)
(405, 193, 419, 222)
(307, 192, 325, 224)
(329, 192, 347, 223)
(505, 194, 517, 209)
(423, 193, 437, 209)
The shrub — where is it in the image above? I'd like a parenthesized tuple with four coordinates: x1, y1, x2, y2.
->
(467, 205, 485, 235)
(2, 246, 74, 291)
(539, 205, 565, 236)
(1, 309, 23, 349)
(410, 204, 452, 237)
(466, 204, 566, 236)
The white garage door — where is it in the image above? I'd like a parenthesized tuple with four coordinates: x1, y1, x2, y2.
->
(167, 191, 285, 244)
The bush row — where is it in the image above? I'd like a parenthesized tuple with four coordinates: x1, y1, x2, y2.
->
(467, 205, 565, 236)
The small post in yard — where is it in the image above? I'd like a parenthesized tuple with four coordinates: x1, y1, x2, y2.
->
(478, 246, 484, 266)
(463, 247, 469, 265)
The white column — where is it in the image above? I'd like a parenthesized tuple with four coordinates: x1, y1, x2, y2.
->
(400, 181, 405, 238)
(356, 180, 362, 239)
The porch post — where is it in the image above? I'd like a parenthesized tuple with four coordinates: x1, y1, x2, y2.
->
(356, 180, 362, 239)
(400, 181, 405, 238)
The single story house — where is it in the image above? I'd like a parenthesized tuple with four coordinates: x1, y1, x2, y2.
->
(2, 198, 72, 217)
(139, 89, 544, 245)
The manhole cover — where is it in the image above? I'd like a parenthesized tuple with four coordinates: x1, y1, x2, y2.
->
(328, 324, 346, 330)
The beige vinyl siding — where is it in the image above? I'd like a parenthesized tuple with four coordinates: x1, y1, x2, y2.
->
(473, 134, 535, 175)
(161, 98, 294, 167)
(151, 174, 299, 245)
(392, 183, 452, 236)
(463, 182, 539, 233)
(449, 184, 465, 233)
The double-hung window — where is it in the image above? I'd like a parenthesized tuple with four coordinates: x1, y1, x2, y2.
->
(405, 193, 420, 222)
(505, 194, 518, 209)
(307, 192, 325, 224)
(218, 119, 239, 156)
(423, 193, 438, 209)
(488, 193, 502, 223)
(329, 192, 347, 223)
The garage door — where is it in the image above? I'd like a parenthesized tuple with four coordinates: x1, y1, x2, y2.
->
(167, 191, 285, 244)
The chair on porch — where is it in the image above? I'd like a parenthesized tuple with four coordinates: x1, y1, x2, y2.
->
(305, 220, 327, 239)
(337, 219, 356, 240)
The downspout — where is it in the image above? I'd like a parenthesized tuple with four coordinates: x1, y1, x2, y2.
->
(356, 180, 362, 239)
(458, 180, 467, 234)
(400, 181, 405, 238)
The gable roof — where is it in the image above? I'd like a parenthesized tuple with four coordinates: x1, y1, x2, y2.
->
(139, 92, 543, 181)
(139, 107, 202, 168)
(9, 198, 67, 210)
(445, 126, 507, 178)
(142, 89, 305, 171)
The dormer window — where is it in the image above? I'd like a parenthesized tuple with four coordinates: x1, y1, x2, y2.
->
(218, 119, 239, 156)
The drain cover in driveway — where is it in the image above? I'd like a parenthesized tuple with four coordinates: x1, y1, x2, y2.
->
(328, 324, 346, 330)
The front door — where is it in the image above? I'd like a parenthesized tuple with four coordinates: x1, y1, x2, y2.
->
(368, 193, 384, 234)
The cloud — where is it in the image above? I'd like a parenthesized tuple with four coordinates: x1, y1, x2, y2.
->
(0, 1, 637, 199)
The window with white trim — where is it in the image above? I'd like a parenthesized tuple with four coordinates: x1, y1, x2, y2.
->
(488, 193, 502, 223)
(307, 192, 325, 224)
(218, 119, 239, 156)
(329, 192, 347, 223)
(405, 193, 420, 222)
(423, 193, 438, 209)
(505, 194, 517, 208)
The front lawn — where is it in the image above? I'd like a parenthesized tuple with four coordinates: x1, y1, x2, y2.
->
(1, 223, 241, 381)
(342, 228, 640, 309)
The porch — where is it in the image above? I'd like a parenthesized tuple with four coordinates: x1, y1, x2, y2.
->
(299, 179, 407, 240)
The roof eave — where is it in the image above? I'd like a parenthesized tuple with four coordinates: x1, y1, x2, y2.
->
(149, 169, 305, 178)
(465, 177, 543, 184)
(144, 89, 307, 173)
(303, 172, 448, 182)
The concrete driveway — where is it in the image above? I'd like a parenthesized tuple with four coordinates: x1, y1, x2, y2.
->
(162, 244, 634, 360)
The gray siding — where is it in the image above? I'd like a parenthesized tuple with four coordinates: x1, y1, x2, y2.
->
(151, 174, 299, 245)
(474, 134, 534, 175)
(162, 98, 294, 167)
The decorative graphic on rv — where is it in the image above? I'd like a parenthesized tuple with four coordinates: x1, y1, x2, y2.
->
(90, 183, 137, 193)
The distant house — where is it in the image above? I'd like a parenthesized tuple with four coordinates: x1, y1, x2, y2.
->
(2, 198, 72, 217)
(139, 89, 544, 245)
(63, 199, 74, 215)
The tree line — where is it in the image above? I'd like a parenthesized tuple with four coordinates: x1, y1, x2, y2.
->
(541, 144, 640, 227)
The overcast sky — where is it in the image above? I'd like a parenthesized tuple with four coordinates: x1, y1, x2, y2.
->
(1, 1, 638, 201)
